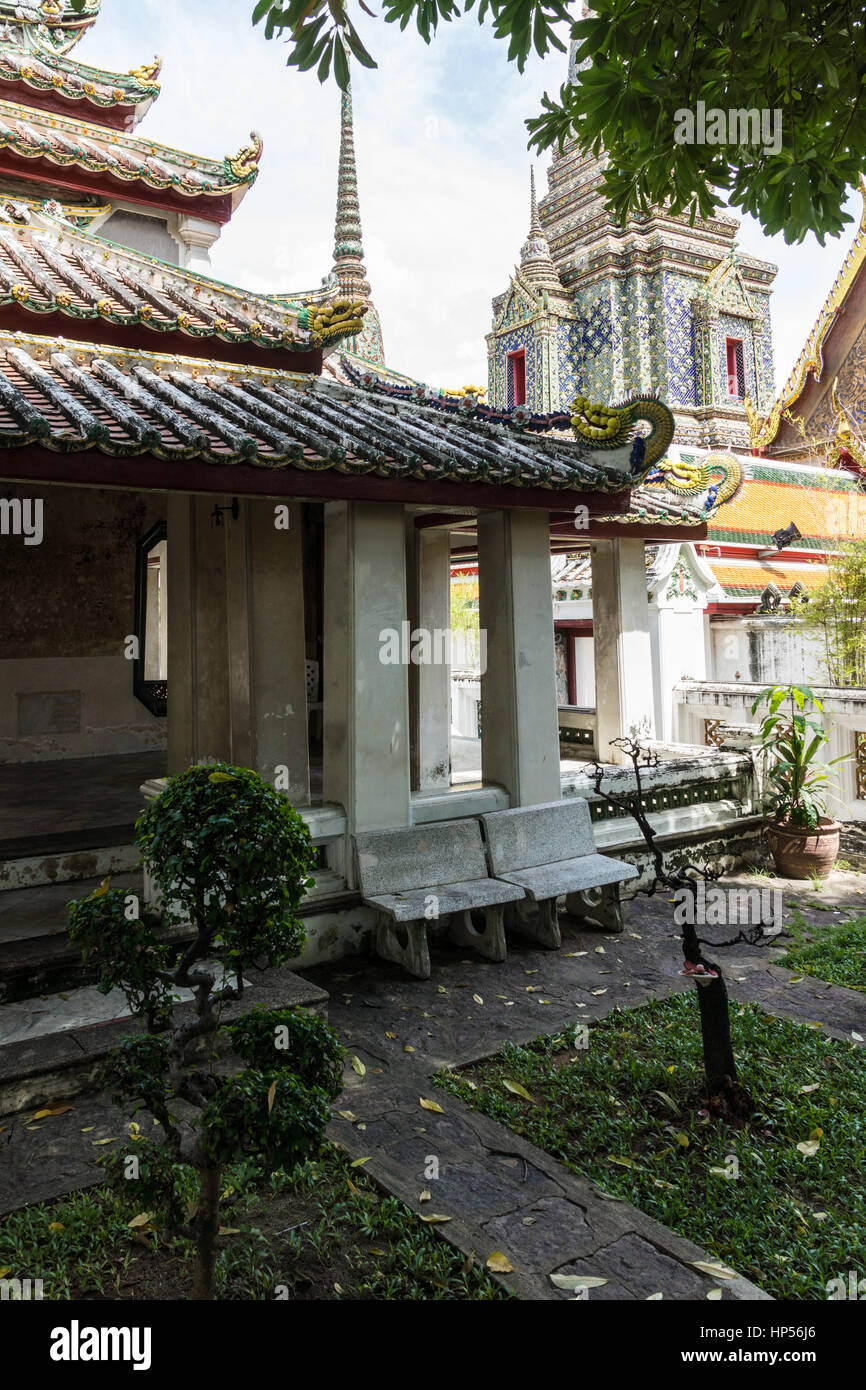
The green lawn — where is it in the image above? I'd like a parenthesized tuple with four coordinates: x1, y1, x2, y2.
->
(436, 992, 866, 1300)
(780, 913, 866, 993)
(0, 1146, 508, 1301)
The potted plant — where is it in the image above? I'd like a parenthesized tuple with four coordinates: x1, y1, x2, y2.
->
(751, 683, 848, 879)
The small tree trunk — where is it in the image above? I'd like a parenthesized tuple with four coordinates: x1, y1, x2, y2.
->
(191, 1164, 221, 1300)
(682, 923, 752, 1118)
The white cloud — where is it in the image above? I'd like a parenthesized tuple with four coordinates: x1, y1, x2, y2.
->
(78, 2, 861, 396)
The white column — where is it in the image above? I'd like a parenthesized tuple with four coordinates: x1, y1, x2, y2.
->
(477, 508, 561, 804)
(246, 499, 310, 802)
(322, 501, 411, 837)
(176, 215, 222, 271)
(409, 526, 452, 791)
(591, 538, 656, 763)
(166, 495, 310, 798)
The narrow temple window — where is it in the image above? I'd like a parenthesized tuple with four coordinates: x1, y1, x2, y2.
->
(725, 338, 745, 398)
(506, 349, 527, 407)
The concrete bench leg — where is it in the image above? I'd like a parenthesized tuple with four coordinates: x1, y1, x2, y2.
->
(375, 914, 431, 979)
(504, 897, 562, 950)
(448, 906, 507, 963)
(563, 883, 625, 934)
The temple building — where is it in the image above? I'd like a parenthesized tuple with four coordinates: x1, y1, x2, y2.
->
(477, 31, 865, 817)
(4, 0, 769, 1010)
(486, 47, 777, 450)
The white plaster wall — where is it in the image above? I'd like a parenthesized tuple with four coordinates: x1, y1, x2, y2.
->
(710, 618, 828, 685)
(573, 636, 595, 706)
(0, 656, 166, 762)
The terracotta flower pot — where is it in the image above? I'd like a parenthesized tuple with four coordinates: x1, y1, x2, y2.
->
(765, 816, 841, 880)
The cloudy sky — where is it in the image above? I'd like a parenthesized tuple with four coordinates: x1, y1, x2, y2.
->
(77, 0, 863, 394)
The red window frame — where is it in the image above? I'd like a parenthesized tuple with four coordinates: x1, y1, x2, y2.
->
(725, 337, 743, 398)
(507, 349, 526, 407)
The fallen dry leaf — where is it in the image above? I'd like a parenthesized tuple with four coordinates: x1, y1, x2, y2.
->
(692, 1260, 736, 1279)
(486, 1251, 514, 1273)
(550, 1274, 608, 1290)
(503, 1078, 534, 1103)
(420, 1098, 444, 1113)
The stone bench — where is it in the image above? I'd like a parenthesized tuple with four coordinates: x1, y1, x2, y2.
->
(354, 821, 525, 979)
(481, 799, 638, 949)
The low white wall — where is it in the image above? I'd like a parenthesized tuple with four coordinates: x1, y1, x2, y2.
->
(674, 680, 866, 821)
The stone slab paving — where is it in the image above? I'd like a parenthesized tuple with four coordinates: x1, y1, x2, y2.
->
(0, 868, 862, 1300)
(327, 1077, 768, 1300)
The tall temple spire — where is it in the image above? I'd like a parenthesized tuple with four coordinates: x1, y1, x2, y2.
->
(519, 166, 564, 297)
(331, 80, 370, 300)
(328, 76, 385, 364)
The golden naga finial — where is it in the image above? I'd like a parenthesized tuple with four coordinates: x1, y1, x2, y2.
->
(128, 56, 162, 88)
(226, 131, 264, 183)
(744, 393, 779, 452)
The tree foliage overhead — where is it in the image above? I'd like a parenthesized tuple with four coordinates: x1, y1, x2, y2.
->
(242, 0, 863, 246)
(67, 0, 865, 242)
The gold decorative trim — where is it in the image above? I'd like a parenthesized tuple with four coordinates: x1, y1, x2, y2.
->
(746, 178, 866, 451)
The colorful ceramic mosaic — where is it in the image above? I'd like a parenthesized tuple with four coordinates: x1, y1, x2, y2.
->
(487, 43, 777, 452)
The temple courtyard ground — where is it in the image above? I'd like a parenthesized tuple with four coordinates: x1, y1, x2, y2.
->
(0, 869, 863, 1300)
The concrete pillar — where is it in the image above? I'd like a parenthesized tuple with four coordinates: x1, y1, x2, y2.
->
(591, 538, 656, 763)
(322, 500, 411, 837)
(477, 508, 560, 804)
(408, 525, 452, 792)
(176, 215, 221, 271)
(166, 495, 309, 800)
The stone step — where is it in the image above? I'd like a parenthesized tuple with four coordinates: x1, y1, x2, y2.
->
(0, 871, 183, 1005)
(0, 835, 139, 893)
(0, 963, 329, 1116)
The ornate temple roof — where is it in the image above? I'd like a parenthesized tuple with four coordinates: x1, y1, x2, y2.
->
(0, 2, 159, 129)
(710, 562, 828, 598)
(0, 98, 262, 217)
(0, 201, 369, 359)
(748, 181, 866, 452)
(0, 330, 676, 498)
(0, 2, 102, 58)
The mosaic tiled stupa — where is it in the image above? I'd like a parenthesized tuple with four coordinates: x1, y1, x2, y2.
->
(487, 25, 778, 450)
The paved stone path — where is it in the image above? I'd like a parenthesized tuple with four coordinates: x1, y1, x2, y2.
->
(1, 869, 862, 1299)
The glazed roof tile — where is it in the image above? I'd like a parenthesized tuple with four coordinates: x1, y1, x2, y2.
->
(708, 476, 866, 541)
(0, 331, 657, 494)
(0, 95, 261, 202)
(0, 43, 160, 118)
(711, 563, 828, 596)
(0, 206, 371, 355)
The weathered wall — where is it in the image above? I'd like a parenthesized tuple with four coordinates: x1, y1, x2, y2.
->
(0, 482, 167, 761)
(710, 616, 828, 686)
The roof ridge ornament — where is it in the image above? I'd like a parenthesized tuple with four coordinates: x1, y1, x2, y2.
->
(127, 55, 162, 89)
(225, 130, 263, 185)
